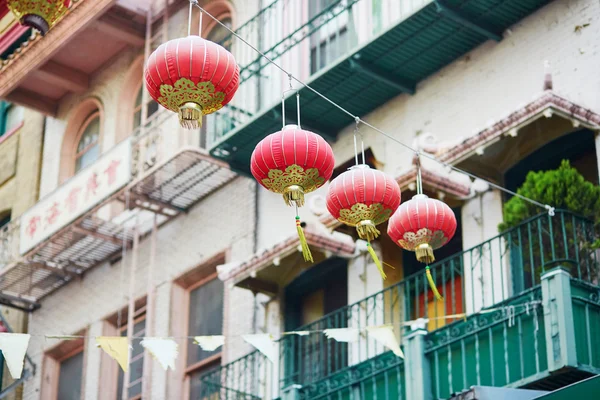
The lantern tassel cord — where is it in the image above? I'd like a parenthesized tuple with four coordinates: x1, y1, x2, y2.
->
(296, 216, 313, 263)
(193, 1, 556, 217)
(425, 266, 444, 301)
(366, 242, 386, 280)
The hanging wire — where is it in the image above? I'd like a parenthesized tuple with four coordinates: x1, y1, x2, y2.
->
(117, 189, 131, 330)
(192, 1, 556, 216)
(198, 6, 203, 37)
(415, 152, 423, 195)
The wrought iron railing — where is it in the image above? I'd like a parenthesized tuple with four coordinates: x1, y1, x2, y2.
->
(198, 210, 598, 398)
(425, 287, 546, 399)
(206, 0, 431, 146)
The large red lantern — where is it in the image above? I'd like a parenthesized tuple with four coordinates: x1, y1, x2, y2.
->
(7, 0, 71, 36)
(387, 194, 457, 299)
(144, 35, 240, 129)
(326, 165, 401, 278)
(251, 124, 335, 262)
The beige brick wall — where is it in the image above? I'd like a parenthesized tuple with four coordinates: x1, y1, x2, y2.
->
(22, 176, 256, 400)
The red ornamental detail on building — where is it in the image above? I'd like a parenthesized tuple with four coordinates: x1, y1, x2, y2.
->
(251, 125, 335, 262)
(144, 36, 240, 129)
(387, 194, 457, 264)
(326, 165, 401, 279)
(7, 0, 71, 36)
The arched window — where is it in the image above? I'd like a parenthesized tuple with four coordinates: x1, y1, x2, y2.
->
(206, 17, 232, 50)
(74, 112, 100, 173)
(133, 85, 159, 130)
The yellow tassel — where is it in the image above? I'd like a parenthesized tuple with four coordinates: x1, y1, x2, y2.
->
(284, 185, 305, 207)
(296, 217, 313, 263)
(425, 266, 443, 301)
(366, 242, 386, 280)
(356, 220, 380, 241)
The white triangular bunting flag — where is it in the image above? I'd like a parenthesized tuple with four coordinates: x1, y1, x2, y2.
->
(96, 337, 129, 372)
(140, 338, 178, 371)
(290, 331, 310, 336)
(366, 325, 404, 358)
(323, 328, 359, 343)
(0, 333, 30, 379)
(193, 335, 225, 352)
(242, 334, 277, 364)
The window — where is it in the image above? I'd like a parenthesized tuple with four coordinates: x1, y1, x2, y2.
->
(41, 334, 85, 400)
(308, 0, 349, 74)
(187, 276, 224, 400)
(132, 86, 159, 130)
(117, 309, 146, 400)
(74, 112, 100, 173)
(0, 101, 23, 137)
(57, 352, 84, 400)
(283, 258, 348, 384)
(200, 16, 234, 149)
(206, 17, 232, 51)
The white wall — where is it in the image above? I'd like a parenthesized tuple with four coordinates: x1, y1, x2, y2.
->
(330, 0, 600, 177)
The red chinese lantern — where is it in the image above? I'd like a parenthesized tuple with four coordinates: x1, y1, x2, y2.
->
(7, 0, 71, 36)
(144, 35, 240, 129)
(387, 194, 457, 299)
(251, 124, 335, 262)
(326, 165, 401, 278)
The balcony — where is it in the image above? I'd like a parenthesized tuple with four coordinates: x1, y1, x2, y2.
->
(0, 0, 146, 115)
(199, 210, 599, 399)
(208, 0, 555, 175)
(0, 111, 237, 311)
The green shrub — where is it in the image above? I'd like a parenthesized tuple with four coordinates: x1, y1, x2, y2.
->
(499, 160, 600, 232)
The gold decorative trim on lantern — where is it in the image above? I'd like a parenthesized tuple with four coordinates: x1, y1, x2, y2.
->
(158, 78, 226, 128)
(7, 0, 70, 35)
(397, 228, 448, 252)
(338, 203, 392, 227)
(261, 164, 324, 207)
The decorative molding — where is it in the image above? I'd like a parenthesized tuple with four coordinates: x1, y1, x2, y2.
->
(0, 0, 115, 97)
(438, 91, 600, 165)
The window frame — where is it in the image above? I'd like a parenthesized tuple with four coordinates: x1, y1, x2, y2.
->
(74, 111, 101, 173)
(184, 272, 223, 376)
(171, 252, 226, 400)
(132, 82, 160, 132)
(41, 331, 87, 400)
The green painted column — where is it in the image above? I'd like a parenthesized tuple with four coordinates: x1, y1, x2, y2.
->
(541, 267, 577, 371)
(403, 328, 432, 400)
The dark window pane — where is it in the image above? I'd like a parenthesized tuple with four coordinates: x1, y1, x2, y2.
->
(189, 368, 220, 400)
(187, 278, 224, 365)
(57, 352, 84, 400)
(147, 101, 159, 118)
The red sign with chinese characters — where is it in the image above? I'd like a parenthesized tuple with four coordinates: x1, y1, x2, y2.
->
(19, 139, 132, 255)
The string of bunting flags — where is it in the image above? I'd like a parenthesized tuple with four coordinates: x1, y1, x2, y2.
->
(0, 301, 541, 380)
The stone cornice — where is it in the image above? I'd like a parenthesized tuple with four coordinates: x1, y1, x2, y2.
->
(0, 0, 115, 97)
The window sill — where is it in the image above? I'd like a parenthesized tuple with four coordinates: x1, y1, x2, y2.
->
(185, 353, 221, 375)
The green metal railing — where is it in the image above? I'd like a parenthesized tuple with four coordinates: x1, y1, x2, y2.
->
(570, 280, 600, 372)
(197, 210, 598, 398)
(205, 0, 426, 147)
(425, 288, 547, 399)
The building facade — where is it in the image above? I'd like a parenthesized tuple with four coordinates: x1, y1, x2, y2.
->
(0, 0, 598, 399)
